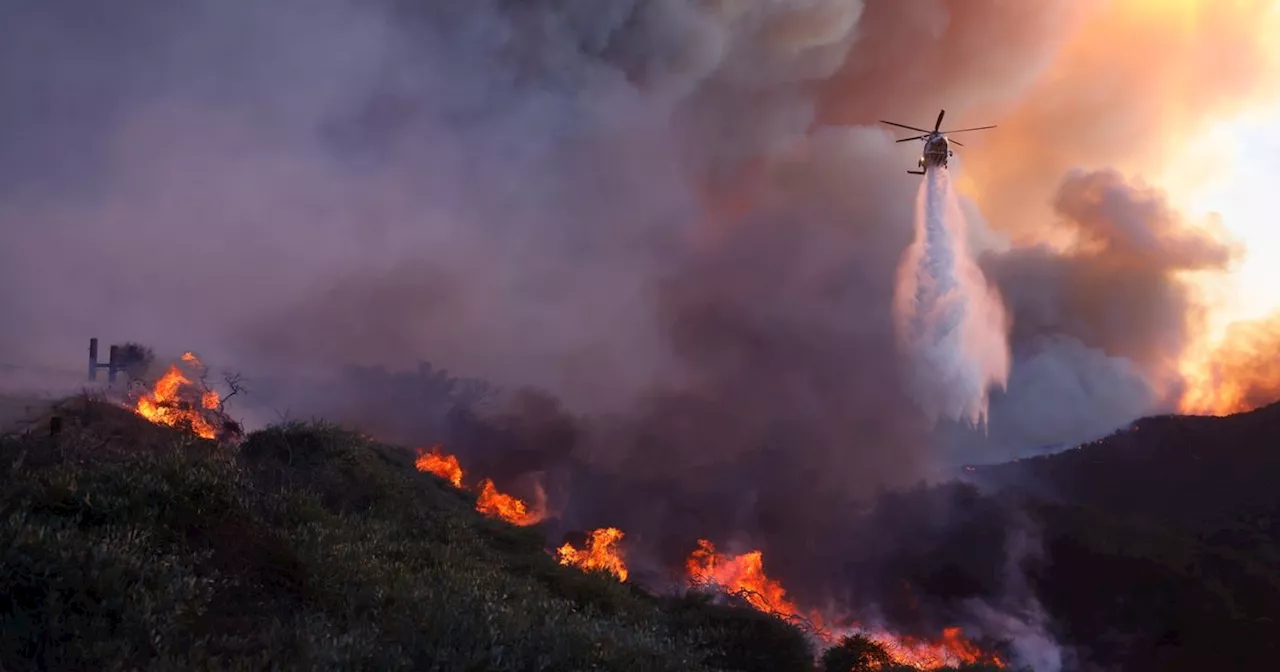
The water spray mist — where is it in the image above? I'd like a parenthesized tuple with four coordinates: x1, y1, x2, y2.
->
(892, 168, 1011, 428)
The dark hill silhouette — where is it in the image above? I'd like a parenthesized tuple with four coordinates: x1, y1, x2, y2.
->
(942, 402, 1280, 671)
(968, 402, 1280, 562)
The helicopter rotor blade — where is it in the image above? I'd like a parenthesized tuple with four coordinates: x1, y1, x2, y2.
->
(934, 109, 945, 132)
(941, 125, 997, 134)
(949, 138, 964, 147)
(896, 135, 927, 143)
(879, 120, 932, 134)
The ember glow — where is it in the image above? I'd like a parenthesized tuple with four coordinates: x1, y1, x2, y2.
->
(132, 352, 221, 440)
(412, 445, 545, 526)
(556, 527, 629, 582)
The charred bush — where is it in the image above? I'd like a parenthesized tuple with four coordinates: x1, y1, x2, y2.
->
(115, 342, 155, 382)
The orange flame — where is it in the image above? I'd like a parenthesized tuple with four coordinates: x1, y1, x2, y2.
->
(684, 540, 1004, 669)
(861, 625, 1004, 669)
(415, 445, 463, 487)
(685, 539, 807, 620)
(1179, 313, 1280, 416)
(556, 527, 629, 582)
(132, 352, 220, 440)
(411, 445, 545, 526)
(476, 478, 546, 526)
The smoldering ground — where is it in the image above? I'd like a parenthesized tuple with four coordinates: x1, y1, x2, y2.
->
(3, 0, 1279, 665)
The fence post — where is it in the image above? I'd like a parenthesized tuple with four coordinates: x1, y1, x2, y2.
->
(88, 338, 99, 381)
(108, 345, 119, 385)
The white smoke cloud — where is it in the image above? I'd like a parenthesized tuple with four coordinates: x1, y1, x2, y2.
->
(959, 512, 1069, 672)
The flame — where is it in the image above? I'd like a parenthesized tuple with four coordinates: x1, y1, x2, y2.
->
(412, 445, 545, 526)
(412, 447, 1005, 667)
(861, 626, 1004, 670)
(684, 540, 1004, 670)
(415, 445, 464, 487)
(132, 352, 220, 439)
(685, 539, 807, 621)
(201, 389, 220, 410)
(556, 527, 629, 581)
(1179, 312, 1280, 415)
(476, 478, 546, 526)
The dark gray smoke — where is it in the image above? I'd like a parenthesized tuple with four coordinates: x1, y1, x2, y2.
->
(0, 0, 1265, 658)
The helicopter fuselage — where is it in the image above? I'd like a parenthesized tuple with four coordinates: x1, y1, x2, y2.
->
(918, 134, 951, 170)
(883, 109, 992, 176)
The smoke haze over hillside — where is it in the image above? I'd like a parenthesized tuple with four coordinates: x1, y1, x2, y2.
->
(3, 2, 1280, 663)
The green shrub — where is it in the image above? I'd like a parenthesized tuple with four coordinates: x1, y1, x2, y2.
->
(0, 408, 757, 671)
(662, 591, 815, 672)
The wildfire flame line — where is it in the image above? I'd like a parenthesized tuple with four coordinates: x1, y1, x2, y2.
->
(684, 539, 1004, 670)
(127, 356, 1008, 667)
(417, 448, 1005, 668)
(414, 445, 547, 527)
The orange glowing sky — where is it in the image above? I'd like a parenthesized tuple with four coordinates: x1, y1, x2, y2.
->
(948, 0, 1280, 413)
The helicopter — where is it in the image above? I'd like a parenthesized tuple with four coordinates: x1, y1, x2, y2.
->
(879, 109, 996, 175)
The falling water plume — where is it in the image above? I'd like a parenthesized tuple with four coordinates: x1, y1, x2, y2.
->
(892, 168, 1011, 428)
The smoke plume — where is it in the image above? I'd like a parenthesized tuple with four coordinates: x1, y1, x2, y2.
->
(954, 168, 1241, 460)
(3, 0, 1280, 664)
(894, 168, 1010, 428)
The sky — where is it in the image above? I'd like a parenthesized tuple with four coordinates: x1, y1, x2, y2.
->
(1176, 109, 1280, 334)
(3, 0, 1280, 464)
(1149, 0, 1280, 340)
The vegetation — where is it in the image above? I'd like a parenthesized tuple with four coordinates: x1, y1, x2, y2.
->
(963, 405, 1280, 670)
(819, 634, 897, 672)
(7, 384, 1280, 671)
(817, 634, 1002, 672)
(0, 397, 817, 671)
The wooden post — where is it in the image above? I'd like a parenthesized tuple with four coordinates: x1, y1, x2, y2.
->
(107, 345, 119, 385)
(88, 337, 99, 381)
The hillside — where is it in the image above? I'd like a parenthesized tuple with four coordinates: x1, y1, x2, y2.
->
(5, 393, 1280, 671)
(968, 402, 1280, 562)
(956, 403, 1280, 670)
(0, 396, 996, 672)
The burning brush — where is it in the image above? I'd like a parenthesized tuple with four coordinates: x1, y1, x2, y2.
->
(685, 539, 1006, 670)
(415, 445, 548, 526)
(415, 442, 1005, 666)
(556, 527, 629, 582)
(415, 446, 630, 581)
(128, 352, 242, 442)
